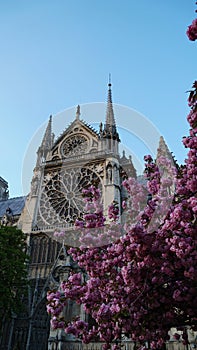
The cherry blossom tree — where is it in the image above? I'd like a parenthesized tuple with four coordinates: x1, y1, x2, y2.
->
(47, 8, 197, 350)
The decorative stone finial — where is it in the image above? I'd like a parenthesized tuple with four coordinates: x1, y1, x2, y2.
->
(76, 105, 80, 120)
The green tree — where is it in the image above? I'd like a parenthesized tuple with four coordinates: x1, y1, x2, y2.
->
(0, 226, 29, 327)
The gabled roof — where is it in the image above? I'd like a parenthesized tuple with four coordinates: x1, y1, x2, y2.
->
(0, 196, 26, 217)
(0, 176, 8, 187)
(52, 117, 99, 150)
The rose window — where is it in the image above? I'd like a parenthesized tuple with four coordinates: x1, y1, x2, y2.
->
(61, 135, 88, 157)
(38, 166, 101, 226)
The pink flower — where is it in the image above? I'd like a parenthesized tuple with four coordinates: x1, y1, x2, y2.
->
(173, 333, 181, 340)
(68, 273, 81, 285)
(54, 230, 65, 237)
(108, 201, 119, 220)
(122, 200, 127, 209)
(187, 18, 197, 41)
(144, 155, 153, 162)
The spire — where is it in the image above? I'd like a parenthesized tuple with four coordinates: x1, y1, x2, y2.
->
(106, 75, 116, 127)
(102, 76, 120, 142)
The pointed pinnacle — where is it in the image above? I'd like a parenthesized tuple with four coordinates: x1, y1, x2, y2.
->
(41, 115, 53, 150)
(76, 105, 81, 120)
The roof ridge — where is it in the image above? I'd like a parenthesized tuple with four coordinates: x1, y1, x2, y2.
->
(0, 195, 26, 202)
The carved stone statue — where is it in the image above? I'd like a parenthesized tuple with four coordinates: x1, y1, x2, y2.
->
(31, 170, 41, 196)
(113, 164, 119, 184)
(1, 207, 13, 226)
(99, 122, 103, 134)
(106, 164, 112, 184)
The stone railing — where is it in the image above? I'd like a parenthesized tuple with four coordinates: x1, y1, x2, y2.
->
(48, 340, 196, 350)
(32, 222, 74, 232)
(44, 150, 116, 168)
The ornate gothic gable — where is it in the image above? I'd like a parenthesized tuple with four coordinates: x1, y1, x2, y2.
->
(50, 118, 99, 162)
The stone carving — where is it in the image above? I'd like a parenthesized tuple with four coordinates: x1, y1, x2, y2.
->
(31, 177, 39, 196)
(1, 207, 13, 226)
(106, 163, 113, 184)
(113, 164, 119, 185)
(61, 135, 88, 157)
(31, 170, 41, 196)
(38, 166, 102, 226)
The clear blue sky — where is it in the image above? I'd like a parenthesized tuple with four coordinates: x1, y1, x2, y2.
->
(0, 0, 196, 197)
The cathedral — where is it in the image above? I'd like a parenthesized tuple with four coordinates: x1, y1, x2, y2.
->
(0, 83, 184, 350)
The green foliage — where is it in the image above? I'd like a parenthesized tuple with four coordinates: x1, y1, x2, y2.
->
(0, 226, 29, 324)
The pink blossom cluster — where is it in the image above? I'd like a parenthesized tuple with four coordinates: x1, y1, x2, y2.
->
(76, 186, 105, 230)
(108, 201, 119, 221)
(187, 18, 197, 41)
(75, 186, 122, 248)
(47, 290, 67, 329)
(54, 230, 65, 237)
(65, 320, 89, 339)
(122, 177, 147, 225)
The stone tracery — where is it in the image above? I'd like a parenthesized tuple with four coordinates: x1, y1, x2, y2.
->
(38, 165, 103, 226)
(61, 135, 88, 157)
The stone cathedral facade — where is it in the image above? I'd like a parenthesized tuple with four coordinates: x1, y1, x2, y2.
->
(0, 83, 137, 350)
